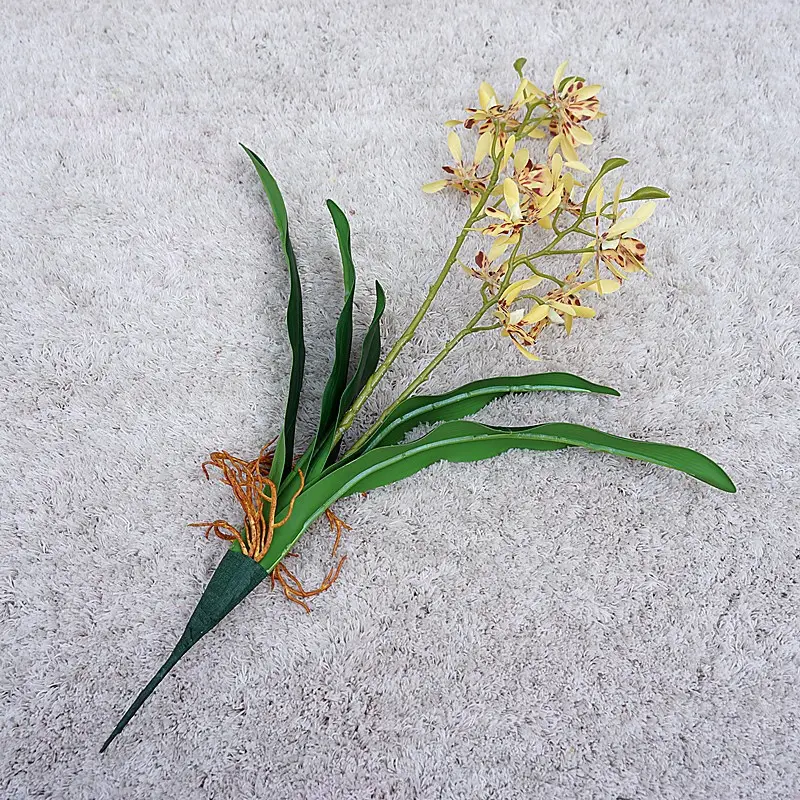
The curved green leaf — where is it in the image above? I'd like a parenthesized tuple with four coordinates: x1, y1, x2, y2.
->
(278, 214, 383, 502)
(339, 281, 386, 425)
(307, 200, 357, 468)
(260, 419, 735, 572)
(241, 144, 305, 485)
(583, 158, 628, 212)
(622, 186, 671, 201)
(558, 74, 586, 92)
(324, 280, 386, 468)
(348, 372, 618, 458)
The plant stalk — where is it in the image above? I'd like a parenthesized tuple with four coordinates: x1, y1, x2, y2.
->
(334, 141, 504, 443)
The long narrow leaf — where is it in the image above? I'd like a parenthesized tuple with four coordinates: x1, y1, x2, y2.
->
(324, 280, 386, 468)
(261, 419, 735, 572)
(241, 145, 305, 485)
(277, 203, 362, 500)
(311, 200, 356, 455)
(101, 550, 267, 751)
(276, 279, 386, 507)
(348, 372, 618, 458)
(338, 280, 386, 429)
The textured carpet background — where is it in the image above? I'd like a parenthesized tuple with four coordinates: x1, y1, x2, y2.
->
(2, 0, 799, 797)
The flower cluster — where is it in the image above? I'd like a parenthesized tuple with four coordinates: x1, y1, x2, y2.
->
(423, 60, 667, 359)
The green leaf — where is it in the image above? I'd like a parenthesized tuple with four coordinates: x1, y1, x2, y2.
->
(582, 158, 628, 213)
(290, 281, 386, 490)
(101, 550, 267, 752)
(348, 372, 619, 458)
(622, 186, 671, 201)
(513, 57, 527, 79)
(278, 209, 379, 500)
(241, 145, 305, 485)
(558, 74, 585, 91)
(308, 200, 357, 467)
(340, 281, 386, 417)
(325, 280, 386, 467)
(595, 157, 628, 178)
(260, 420, 735, 572)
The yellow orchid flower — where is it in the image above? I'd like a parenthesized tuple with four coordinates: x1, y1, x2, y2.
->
(461, 81, 530, 145)
(544, 62, 602, 160)
(494, 281, 597, 359)
(604, 201, 656, 240)
(464, 235, 517, 288)
(421, 131, 494, 200)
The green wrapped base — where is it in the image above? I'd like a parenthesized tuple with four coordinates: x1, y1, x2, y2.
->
(100, 550, 267, 753)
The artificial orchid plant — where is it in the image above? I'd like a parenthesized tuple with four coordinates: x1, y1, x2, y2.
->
(101, 60, 735, 752)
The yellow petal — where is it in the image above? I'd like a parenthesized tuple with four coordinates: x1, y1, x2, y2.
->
(548, 300, 577, 316)
(487, 236, 511, 262)
(522, 304, 550, 324)
(484, 207, 511, 221)
(526, 82, 546, 98)
(587, 179, 603, 206)
(568, 278, 617, 294)
(547, 307, 564, 324)
(538, 215, 553, 229)
(538, 186, 563, 216)
(579, 250, 594, 269)
(574, 84, 602, 101)
(547, 135, 561, 157)
(604, 260, 628, 281)
(631, 200, 657, 225)
(422, 179, 448, 193)
(500, 276, 544, 304)
(478, 81, 498, 110)
(512, 339, 541, 360)
(509, 307, 526, 325)
(473, 131, 493, 165)
(553, 60, 568, 90)
(613, 178, 623, 218)
(501, 135, 516, 169)
(572, 305, 596, 318)
(587, 279, 622, 295)
(527, 127, 546, 139)
(511, 78, 529, 104)
(605, 217, 641, 238)
(565, 159, 590, 173)
(551, 153, 563, 182)
(571, 127, 593, 146)
(595, 183, 604, 215)
(444, 119, 462, 128)
(560, 136, 579, 162)
(564, 314, 573, 335)
(447, 131, 462, 163)
(503, 177, 520, 215)
(513, 148, 530, 172)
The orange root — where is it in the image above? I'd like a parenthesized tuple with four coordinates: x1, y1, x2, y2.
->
(268, 506, 351, 611)
(325, 508, 353, 558)
(271, 555, 347, 613)
(192, 440, 351, 611)
(190, 439, 304, 561)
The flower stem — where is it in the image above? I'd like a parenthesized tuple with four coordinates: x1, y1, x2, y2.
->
(334, 148, 503, 444)
(342, 298, 496, 456)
